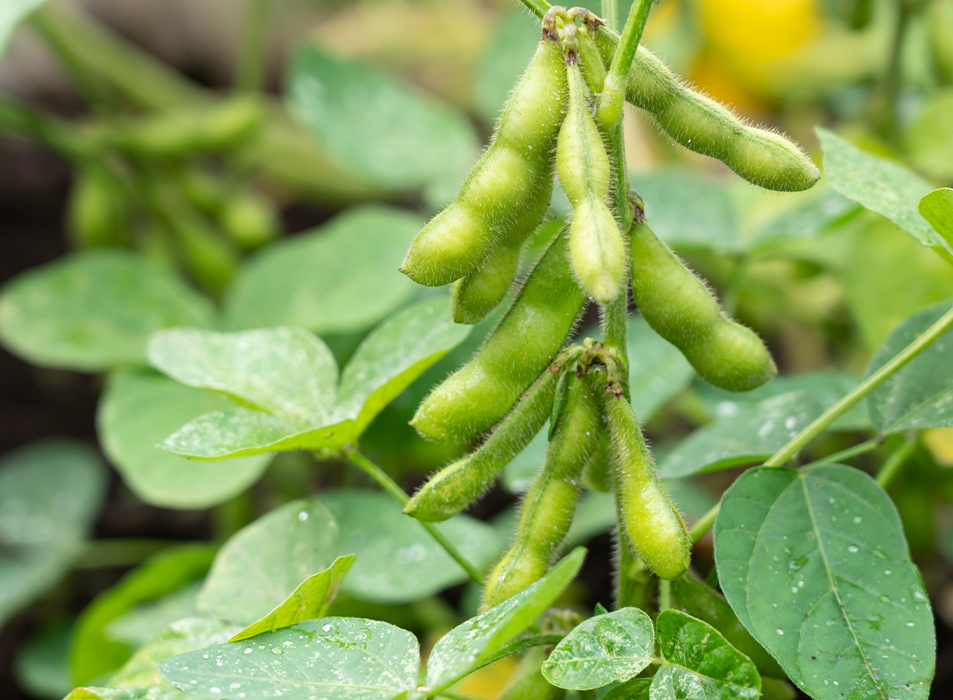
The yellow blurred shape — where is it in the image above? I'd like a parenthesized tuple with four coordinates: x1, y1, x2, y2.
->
(455, 655, 519, 700)
(925, 429, 953, 467)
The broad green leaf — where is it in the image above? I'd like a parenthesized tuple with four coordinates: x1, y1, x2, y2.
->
(670, 576, 782, 679)
(919, 188, 953, 250)
(106, 582, 202, 649)
(845, 219, 953, 349)
(334, 297, 471, 433)
(65, 688, 184, 700)
(541, 608, 654, 690)
(602, 677, 652, 700)
(197, 499, 338, 625)
(98, 371, 272, 508)
(631, 168, 742, 254)
(157, 618, 420, 700)
(749, 185, 859, 249)
(693, 369, 871, 432)
(626, 316, 695, 421)
(224, 205, 420, 334)
(658, 391, 830, 479)
(817, 127, 953, 263)
(866, 299, 953, 433)
(0, 250, 213, 371)
(653, 610, 760, 700)
(425, 548, 586, 692)
(287, 44, 478, 191)
(14, 620, 72, 699)
(474, 7, 539, 124)
(230, 554, 355, 642)
(0, 0, 48, 57)
(148, 327, 339, 427)
(0, 440, 107, 627)
(714, 465, 935, 699)
(109, 617, 238, 691)
(322, 490, 501, 604)
(71, 545, 216, 686)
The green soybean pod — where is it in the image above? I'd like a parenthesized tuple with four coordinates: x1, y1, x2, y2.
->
(483, 373, 600, 608)
(404, 367, 560, 522)
(400, 37, 566, 287)
(592, 35, 819, 193)
(606, 393, 690, 581)
(411, 228, 587, 443)
(67, 167, 129, 249)
(629, 219, 775, 391)
(581, 432, 612, 492)
(450, 170, 553, 325)
(557, 62, 625, 305)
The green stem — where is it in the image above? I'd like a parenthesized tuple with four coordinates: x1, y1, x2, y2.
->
(878, 0, 912, 140)
(607, 0, 652, 91)
(876, 438, 918, 490)
(799, 437, 882, 470)
(0, 98, 94, 160)
(235, 0, 273, 93)
(76, 539, 177, 569)
(689, 504, 719, 545)
(516, 0, 550, 20)
(764, 304, 953, 467)
(602, 0, 619, 32)
(658, 579, 673, 611)
(342, 447, 485, 585)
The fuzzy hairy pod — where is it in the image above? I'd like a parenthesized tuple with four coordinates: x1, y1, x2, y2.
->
(483, 373, 600, 608)
(605, 393, 690, 580)
(629, 221, 776, 392)
(404, 368, 559, 522)
(593, 36, 819, 192)
(450, 168, 554, 325)
(401, 38, 567, 287)
(411, 228, 587, 442)
(557, 62, 625, 304)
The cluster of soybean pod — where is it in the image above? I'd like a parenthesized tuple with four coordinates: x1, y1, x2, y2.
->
(400, 5, 819, 610)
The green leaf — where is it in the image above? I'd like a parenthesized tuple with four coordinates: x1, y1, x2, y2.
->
(0, 251, 213, 371)
(109, 617, 238, 691)
(287, 45, 478, 191)
(322, 490, 501, 604)
(224, 205, 421, 334)
(602, 677, 652, 700)
(817, 127, 953, 263)
(106, 583, 203, 649)
(65, 688, 183, 700)
(98, 370, 272, 508)
(229, 555, 355, 642)
(0, 0, 47, 57)
(907, 89, 953, 181)
(71, 544, 216, 686)
(749, 185, 859, 250)
(845, 218, 953, 349)
(626, 316, 695, 421)
(866, 299, 953, 434)
(334, 297, 472, 433)
(157, 618, 420, 700)
(14, 621, 73, 699)
(670, 576, 782, 678)
(653, 610, 760, 700)
(631, 168, 743, 254)
(148, 327, 339, 427)
(658, 391, 831, 478)
(197, 499, 339, 625)
(0, 440, 107, 627)
(425, 548, 586, 693)
(919, 188, 953, 250)
(541, 608, 654, 690)
(714, 465, 935, 699)
(693, 369, 871, 432)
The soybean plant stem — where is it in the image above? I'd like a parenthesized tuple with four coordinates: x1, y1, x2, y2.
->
(602, 0, 619, 32)
(235, 0, 273, 92)
(658, 579, 673, 611)
(0, 98, 92, 160)
(342, 447, 485, 585)
(516, 0, 550, 21)
(876, 438, 919, 490)
(799, 437, 882, 471)
(764, 304, 953, 468)
(689, 504, 719, 545)
(607, 0, 652, 89)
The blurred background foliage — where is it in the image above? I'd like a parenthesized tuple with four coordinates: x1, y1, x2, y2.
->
(1, 0, 953, 698)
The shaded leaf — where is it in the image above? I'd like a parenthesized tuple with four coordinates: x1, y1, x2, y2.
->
(224, 205, 420, 334)
(866, 299, 953, 434)
(97, 371, 272, 508)
(158, 618, 419, 700)
(287, 45, 478, 191)
(653, 610, 760, 700)
(749, 185, 859, 249)
(197, 499, 338, 625)
(817, 127, 953, 263)
(14, 622, 73, 700)
(0, 440, 107, 627)
(541, 608, 654, 690)
(0, 250, 213, 371)
(322, 490, 501, 604)
(714, 465, 934, 699)
(425, 548, 586, 693)
(106, 582, 203, 649)
(230, 555, 355, 642)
